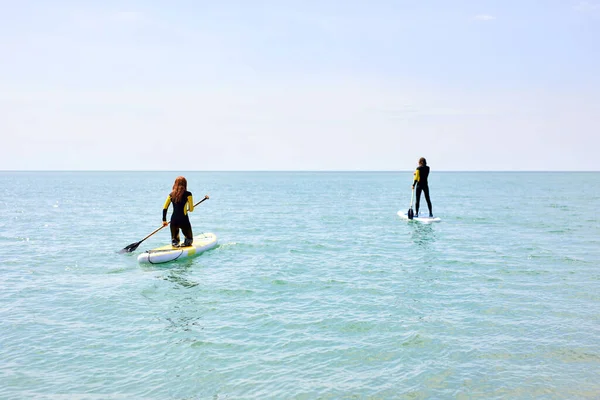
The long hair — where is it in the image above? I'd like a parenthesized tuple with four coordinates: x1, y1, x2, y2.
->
(170, 176, 187, 203)
(419, 157, 427, 167)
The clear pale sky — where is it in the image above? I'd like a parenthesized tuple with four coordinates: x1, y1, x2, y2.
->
(1, 1, 599, 171)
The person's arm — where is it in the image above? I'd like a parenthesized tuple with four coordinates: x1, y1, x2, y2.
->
(162, 196, 171, 226)
(412, 169, 420, 188)
(186, 193, 194, 213)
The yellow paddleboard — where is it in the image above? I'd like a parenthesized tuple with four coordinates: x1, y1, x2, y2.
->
(137, 233, 218, 264)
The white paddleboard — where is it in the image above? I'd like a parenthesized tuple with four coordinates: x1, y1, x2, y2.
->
(397, 211, 441, 223)
(137, 233, 218, 264)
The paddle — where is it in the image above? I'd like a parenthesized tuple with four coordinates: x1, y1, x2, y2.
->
(119, 195, 209, 253)
(407, 187, 415, 220)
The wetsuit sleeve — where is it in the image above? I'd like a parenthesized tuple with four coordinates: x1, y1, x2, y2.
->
(413, 169, 420, 186)
(186, 194, 194, 213)
(162, 196, 171, 221)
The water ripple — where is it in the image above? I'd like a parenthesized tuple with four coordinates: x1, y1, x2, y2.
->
(0, 172, 599, 399)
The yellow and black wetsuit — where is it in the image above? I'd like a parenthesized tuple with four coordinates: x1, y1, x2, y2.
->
(163, 191, 194, 246)
(413, 166, 433, 217)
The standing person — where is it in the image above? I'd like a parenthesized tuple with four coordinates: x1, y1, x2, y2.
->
(412, 157, 433, 217)
(162, 176, 195, 247)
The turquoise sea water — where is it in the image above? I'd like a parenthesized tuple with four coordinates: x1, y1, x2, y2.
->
(1, 171, 599, 399)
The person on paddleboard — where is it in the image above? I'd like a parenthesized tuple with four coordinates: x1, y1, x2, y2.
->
(162, 176, 199, 247)
(412, 157, 433, 218)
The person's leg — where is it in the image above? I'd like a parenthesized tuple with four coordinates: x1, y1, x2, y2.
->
(415, 186, 422, 216)
(181, 222, 194, 247)
(423, 186, 433, 216)
(170, 223, 180, 246)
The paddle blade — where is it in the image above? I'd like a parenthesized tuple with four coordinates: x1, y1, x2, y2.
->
(119, 241, 141, 253)
(407, 208, 414, 220)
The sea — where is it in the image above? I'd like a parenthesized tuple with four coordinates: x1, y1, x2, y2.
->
(0, 171, 598, 399)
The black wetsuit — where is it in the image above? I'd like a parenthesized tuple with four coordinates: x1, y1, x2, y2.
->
(413, 166, 433, 217)
(163, 191, 194, 245)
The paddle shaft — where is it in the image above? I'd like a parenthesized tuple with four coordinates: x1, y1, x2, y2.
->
(145, 196, 208, 237)
(406, 186, 415, 220)
(121, 196, 209, 252)
(138, 224, 167, 243)
(163, 196, 208, 226)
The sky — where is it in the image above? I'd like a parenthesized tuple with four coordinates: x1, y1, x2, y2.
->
(1, 0, 599, 171)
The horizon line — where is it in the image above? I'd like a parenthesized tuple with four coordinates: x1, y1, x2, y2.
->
(1, 170, 598, 173)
